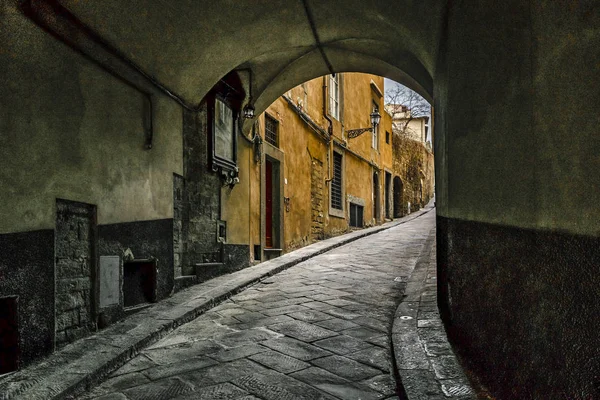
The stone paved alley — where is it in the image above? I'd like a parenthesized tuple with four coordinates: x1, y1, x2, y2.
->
(79, 211, 437, 400)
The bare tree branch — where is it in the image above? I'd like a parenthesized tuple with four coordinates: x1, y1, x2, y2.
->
(384, 84, 431, 143)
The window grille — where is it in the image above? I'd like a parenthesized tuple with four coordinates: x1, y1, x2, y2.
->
(265, 114, 279, 147)
(331, 152, 343, 210)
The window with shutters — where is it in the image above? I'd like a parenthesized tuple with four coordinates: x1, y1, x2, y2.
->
(331, 152, 343, 210)
(264, 114, 279, 147)
(329, 74, 340, 120)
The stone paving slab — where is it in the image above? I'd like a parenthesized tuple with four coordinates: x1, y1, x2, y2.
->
(290, 367, 381, 400)
(391, 227, 477, 400)
(77, 203, 436, 399)
(0, 206, 433, 400)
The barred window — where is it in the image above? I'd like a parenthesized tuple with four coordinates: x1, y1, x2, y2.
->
(265, 114, 279, 147)
(331, 152, 343, 210)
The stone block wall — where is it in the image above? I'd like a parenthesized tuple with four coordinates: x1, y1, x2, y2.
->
(310, 157, 325, 240)
(181, 108, 222, 274)
(173, 173, 184, 278)
(55, 200, 96, 348)
(392, 135, 435, 214)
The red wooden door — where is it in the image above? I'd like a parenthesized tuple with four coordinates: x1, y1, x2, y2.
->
(265, 159, 273, 248)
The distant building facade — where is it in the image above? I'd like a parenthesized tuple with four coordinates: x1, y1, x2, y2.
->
(385, 104, 435, 216)
(222, 73, 435, 261)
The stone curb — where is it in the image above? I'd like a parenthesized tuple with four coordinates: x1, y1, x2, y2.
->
(0, 205, 435, 400)
(390, 226, 476, 400)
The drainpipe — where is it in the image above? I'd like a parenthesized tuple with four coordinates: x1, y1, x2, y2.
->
(323, 77, 334, 185)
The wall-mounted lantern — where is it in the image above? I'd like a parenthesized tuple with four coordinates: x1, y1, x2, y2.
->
(347, 109, 381, 139)
(242, 68, 255, 119)
(243, 102, 255, 119)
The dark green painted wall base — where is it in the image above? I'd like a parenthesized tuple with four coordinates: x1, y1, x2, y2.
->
(437, 216, 600, 399)
(0, 230, 55, 369)
(98, 218, 174, 301)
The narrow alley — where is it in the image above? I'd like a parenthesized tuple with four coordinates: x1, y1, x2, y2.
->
(79, 211, 437, 400)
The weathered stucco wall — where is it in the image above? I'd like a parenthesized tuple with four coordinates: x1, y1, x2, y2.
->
(249, 73, 420, 249)
(236, 73, 405, 257)
(0, 1, 183, 234)
(220, 137, 253, 246)
(277, 104, 327, 251)
(435, 1, 600, 398)
(0, 1, 183, 367)
(2, 0, 597, 395)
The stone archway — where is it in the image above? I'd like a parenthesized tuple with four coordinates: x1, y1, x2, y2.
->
(393, 176, 403, 218)
(3, 1, 599, 397)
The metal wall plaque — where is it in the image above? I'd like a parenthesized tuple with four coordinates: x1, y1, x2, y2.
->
(99, 256, 120, 309)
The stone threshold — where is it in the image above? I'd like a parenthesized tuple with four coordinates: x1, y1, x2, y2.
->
(391, 226, 477, 400)
(0, 204, 435, 400)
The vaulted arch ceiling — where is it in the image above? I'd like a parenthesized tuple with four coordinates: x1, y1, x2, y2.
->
(57, 0, 445, 112)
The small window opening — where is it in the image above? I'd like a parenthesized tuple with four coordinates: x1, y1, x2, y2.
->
(123, 260, 157, 308)
(331, 152, 343, 210)
(349, 204, 364, 228)
(0, 296, 19, 374)
(253, 245, 261, 261)
(265, 114, 279, 147)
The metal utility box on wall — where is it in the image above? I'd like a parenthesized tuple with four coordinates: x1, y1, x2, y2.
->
(99, 256, 120, 310)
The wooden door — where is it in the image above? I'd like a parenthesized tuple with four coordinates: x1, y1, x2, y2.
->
(265, 159, 273, 248)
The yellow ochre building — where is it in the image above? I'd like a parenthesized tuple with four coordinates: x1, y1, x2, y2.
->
(222, 73, 435, 262)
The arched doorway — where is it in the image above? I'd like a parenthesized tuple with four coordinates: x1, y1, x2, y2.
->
(393, 176, 403, 218)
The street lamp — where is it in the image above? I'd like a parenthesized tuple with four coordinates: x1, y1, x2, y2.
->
(243, 101, 255, 119)
(239, 68, 255, 119)
(347, 109, 381, 139)
(370, 109, 381, 126)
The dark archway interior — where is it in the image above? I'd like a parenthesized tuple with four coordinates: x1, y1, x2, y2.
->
(1, 0, 599, 397)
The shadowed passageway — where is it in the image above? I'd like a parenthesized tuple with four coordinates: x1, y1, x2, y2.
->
(82, 212, 437, 400)
(2, 1, 599, 397)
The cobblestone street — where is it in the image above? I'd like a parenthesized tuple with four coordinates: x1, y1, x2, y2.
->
(81, 211, 435, 400)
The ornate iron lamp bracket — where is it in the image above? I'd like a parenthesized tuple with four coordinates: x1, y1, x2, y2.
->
(346, 127, 374, 139)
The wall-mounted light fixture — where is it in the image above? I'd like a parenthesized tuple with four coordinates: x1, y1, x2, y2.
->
(347, 109, 381, 139)
(243, 101, 255, 119)
(241, 68, 255, 119)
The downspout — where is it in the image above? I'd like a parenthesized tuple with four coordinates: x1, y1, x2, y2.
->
(323, 76, 334, 185)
